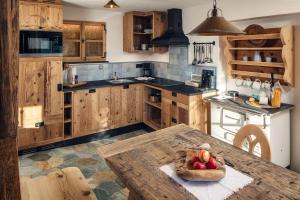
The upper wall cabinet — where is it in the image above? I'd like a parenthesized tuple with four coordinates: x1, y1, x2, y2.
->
(123, 11, 167, 54)
(19, 1, 63, 31)
(63, 21, 107, 62)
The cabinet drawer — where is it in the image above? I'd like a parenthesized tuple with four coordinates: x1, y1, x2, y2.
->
(162, 90, 189, 105)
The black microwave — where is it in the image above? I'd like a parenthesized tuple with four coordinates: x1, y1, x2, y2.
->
(20, 31, 63, 56)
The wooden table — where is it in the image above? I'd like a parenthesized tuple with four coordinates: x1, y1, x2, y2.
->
(98, 124, 300, 200)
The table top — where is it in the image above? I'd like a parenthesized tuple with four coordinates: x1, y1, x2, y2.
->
(98, 124, 300, 200)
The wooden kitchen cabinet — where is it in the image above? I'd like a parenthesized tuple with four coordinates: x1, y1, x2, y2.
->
(63, 21, 106, 62)
(123, 11, 167, 53)
(73, 87, 110, 137)
(161, 91, 213, 133)
(19, 1, 63, 30)
(18, 57, 64, 149)
(122, 84, 143, 125)
(110, 84, 143, 129)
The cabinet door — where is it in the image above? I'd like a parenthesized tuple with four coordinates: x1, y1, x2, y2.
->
(19, 2, 41, 29)
(40, 4, 63, 30)
(162, 97, 189, 128)
(162, 98, 172, 128)
(18, 58, 63, 149)
(82, 23, 106, 61)
(189, 96, 208, 133)
(73, 88, 110, 136)
(63, 21, 82, 61)
(45, 59, 64, 123)
(122, 84, 143, 125)
(110, 86, 123, 129)
(152, 12, 168, 53)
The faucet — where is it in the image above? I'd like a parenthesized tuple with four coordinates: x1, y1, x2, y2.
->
(112, 72, 118, 80)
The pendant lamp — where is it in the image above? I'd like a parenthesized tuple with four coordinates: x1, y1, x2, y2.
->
(189, 0, 244, 36)
(104, 0, 120, 9)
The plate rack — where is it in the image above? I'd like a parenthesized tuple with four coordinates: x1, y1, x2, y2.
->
(224, 25, 294, 86)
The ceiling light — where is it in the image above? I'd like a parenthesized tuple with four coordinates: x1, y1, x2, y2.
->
(189, 0, 244, 36)
(104, 0, 120, 9)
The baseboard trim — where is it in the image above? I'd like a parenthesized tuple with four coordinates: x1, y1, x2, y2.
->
(19, 123, 154, 156)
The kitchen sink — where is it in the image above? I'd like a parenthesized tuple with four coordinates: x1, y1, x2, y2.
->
(108, 79, 134, 84)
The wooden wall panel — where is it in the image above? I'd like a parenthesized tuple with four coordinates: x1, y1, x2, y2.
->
(0, 0, 21, 199)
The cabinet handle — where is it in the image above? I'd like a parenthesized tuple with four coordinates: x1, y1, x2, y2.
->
(123, 85, 129, 89)
(172, 101, 177, 106)
(171, 118, 177, 124)
(57, 84, 63, 91)
(35, 122, 45, 128)
(172, 92, 177, 97)
(89, 89, 96, 93)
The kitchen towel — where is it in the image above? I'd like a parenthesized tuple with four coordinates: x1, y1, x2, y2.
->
(160, 163, 253, 200)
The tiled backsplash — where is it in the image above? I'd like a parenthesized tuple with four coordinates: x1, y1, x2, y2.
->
(64, 62, 143, 83)
(64, 46, 217, 84)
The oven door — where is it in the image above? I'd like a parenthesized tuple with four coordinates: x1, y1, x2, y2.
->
(20, 31, 63, 56)
(211, 104, 246, 144)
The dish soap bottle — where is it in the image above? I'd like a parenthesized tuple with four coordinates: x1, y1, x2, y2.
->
(271, 82, 282, 108)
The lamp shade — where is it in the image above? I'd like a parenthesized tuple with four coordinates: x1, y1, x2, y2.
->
(189, 0, 243, 36)
(189, 15, 244, 36)
(104, 0, 119, 8)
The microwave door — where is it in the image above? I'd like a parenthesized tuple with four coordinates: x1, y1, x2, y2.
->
(20, 31, 62, 56)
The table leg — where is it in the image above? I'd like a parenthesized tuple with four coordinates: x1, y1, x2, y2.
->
(128, 190, 141, 200)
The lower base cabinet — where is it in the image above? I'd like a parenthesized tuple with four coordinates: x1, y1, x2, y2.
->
(73, 84, 143, 136)
(18, 81, 214, 150)
(161, 95, 209, 133)
(73, 87, 110, 137)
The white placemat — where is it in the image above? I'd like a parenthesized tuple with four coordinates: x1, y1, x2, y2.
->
(160, 163, 253, 200)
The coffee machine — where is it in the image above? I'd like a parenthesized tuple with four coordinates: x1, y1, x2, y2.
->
(201, 69, 215, 89)
(138, 63, 152, 77)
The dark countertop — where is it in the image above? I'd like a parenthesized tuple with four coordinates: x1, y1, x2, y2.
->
(63, 77, 217, 96)
(207, 95, 294, 115)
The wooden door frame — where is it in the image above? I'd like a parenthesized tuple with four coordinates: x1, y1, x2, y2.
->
(0, 0, 21, 199)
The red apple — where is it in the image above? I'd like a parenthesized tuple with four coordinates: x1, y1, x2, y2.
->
(193, 162, 207, 170)
(191, 156, 199, 164)
(206, 157, 217, 169)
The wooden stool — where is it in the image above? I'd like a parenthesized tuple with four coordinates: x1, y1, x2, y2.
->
(233, 124, 271, 161)
(21, 167, 97, 200)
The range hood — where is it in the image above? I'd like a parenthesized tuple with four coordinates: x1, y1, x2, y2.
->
(151, 9, 190, 46)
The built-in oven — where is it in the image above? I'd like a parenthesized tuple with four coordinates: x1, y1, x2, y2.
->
(20, 30, 63, 57)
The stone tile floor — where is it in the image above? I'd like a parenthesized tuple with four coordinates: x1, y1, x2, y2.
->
(19, 129, 148, 200)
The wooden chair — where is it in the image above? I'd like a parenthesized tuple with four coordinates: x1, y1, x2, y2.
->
(233, 124, 271, 161)
(21, 167, 97, 200)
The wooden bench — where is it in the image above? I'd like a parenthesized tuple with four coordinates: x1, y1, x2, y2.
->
(21, 167, 96, 200)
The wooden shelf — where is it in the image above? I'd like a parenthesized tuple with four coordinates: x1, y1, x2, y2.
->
(230, 60, 285, 68)
(64, 119, 72, 123)
(145, 101, 161, 109)
(231, 70, 284, 80)
(64, 39, 81, 42)
(229, 47, 282, 51)
(133, 50, 154, 53)
(224, 25, 294, 86)
(227, 33, 281, 41)
(64, 104, 72, 108)
(85, 40, 103, 43)
(144, 119, 161, 130)
(133, 32, 153, 35)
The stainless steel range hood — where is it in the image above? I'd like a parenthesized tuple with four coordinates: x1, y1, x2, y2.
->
(151, 9, 190, 46)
